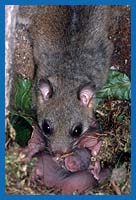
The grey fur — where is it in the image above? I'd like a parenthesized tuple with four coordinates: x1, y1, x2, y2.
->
(17, 6, 113, 153)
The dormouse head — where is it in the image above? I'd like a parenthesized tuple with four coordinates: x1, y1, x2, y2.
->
(36, 77, 98, 155)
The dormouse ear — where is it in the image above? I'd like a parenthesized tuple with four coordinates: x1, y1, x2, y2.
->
(38, 78, 53, 101)
(78, 86, 95, 107)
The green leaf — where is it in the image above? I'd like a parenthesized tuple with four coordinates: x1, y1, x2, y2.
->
(116, 112, 125, 122)
(96, 70, 131, 102)
(14, 76, 32, 113)
(10, 75, 34, 147)
(9, 114, 32, 147)
(9, 111, 34, 126)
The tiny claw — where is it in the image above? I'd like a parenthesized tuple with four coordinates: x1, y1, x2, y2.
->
(91, 141, 102, 156)
(78, 135, 99, 150)
(90, 161, 101, 180)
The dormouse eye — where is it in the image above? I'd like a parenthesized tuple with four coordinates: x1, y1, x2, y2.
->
(42, 120, 52, 135)
(70, 123, 83, 137)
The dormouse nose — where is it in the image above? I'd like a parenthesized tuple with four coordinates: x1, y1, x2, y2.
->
(51, 141, 70, 155)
